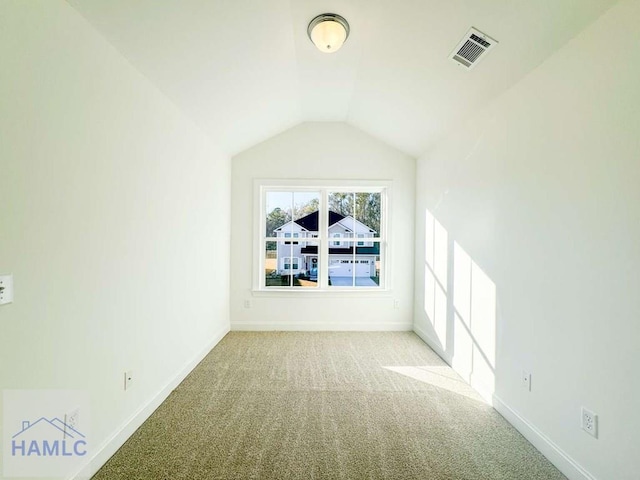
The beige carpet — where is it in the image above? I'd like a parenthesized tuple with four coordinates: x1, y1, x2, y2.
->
(92, 332, 566, 480)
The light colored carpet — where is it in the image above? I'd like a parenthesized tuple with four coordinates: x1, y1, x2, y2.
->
(92, 332, 566, 480)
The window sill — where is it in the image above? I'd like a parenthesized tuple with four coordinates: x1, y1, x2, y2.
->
(251, 288, 392, 298)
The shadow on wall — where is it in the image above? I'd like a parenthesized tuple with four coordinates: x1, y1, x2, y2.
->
(423, 209, 497, 401)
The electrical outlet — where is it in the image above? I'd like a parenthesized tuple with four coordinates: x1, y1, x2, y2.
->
(0, 274, 14, 305)
(64, 407, 80, 437)
(244, 300, 251, 308)
(581, 407, 598, 438)
(124, 370, 134, 391)
(393, 300, 400, 309)
(521, 370, 531, 391)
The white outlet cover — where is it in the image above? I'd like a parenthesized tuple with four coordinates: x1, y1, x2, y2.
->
(124, 370, 134, 390)
(64, 407, 81, 435)
(0, 274, 14, 305)
(581, 407, 598, 438)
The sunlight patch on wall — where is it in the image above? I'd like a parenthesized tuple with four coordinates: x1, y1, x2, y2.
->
(423, 208, 498, 401)
(453, 241, 496, 397)
(453, 243, 473, 377)
(424, 209, 448, 347)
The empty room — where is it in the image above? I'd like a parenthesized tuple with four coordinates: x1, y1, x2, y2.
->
(1, 1, 638, 479)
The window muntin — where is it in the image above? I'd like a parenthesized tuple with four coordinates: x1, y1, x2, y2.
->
(260, 185, 386, 291)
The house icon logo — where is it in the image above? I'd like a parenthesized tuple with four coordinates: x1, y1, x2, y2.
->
(3, 389, 90, 478)
(11, 417, 87, 457)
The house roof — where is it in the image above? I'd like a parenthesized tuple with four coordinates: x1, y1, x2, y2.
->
(276, 211, 375, 233)
(301, 246, 380, 255)
(294, 211, 346, 232)
(66, 1, 617, 157)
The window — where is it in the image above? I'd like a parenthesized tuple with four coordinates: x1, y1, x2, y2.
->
(283, 232, 299, 245)
(258, 182, 387, 290)
(282, 257, 299, 270)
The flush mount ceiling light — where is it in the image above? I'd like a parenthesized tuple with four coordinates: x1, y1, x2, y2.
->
(307, 13, 350, 53)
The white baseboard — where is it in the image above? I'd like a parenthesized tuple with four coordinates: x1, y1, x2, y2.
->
(231, 321, 413, 331)
(467, 374, 494, 406)
(69, 321, 595, 480)
(414, 326, 492, 405)
(492, 395, 596, 480)
(70, 324, 230, 480)
(414, 323, 595, 480)
(412, 324, 451, 363)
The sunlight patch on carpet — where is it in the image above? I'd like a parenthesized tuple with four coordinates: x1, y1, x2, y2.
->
(383, 365, 486, 402)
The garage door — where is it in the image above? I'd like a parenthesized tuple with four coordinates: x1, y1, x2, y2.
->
(355, 260, 371, 277)
(329, 259, 371, 277)
(329, 259, 351, 277)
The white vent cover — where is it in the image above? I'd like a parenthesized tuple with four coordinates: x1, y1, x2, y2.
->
(449, 27, 498, 70)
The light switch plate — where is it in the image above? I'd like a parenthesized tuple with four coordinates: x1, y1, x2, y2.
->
(0, 274, 13, 305)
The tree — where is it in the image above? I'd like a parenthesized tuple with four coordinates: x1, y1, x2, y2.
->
(265, 207, 290, 237)
(293, 197, 319, 219)
(265, 193, 380, 240)
(328, 192, 380, 234)
(328, 192, 352, 216)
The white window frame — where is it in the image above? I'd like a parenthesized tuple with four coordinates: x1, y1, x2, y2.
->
(254, 179, 391, 293)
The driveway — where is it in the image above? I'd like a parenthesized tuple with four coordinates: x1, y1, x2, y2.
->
(329, 276, 378, 287)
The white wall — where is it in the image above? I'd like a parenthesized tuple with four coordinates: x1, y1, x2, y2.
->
(0, 1, 230, 477)
(414, 1, 639, 479)
(231, 123, 415, 330)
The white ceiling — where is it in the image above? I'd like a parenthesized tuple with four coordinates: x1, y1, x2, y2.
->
(66, 0, 618, 157)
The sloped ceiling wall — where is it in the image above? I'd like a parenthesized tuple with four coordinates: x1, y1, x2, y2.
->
(67, 0, 618, 156)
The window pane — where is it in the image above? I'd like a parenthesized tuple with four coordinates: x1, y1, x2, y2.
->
(296, 256, 319, 288)
(292, 192, 319, 248)
(293, 192, 320, 221)
(328, 192, 354, 218)
(265, 241, 291, 287)
(265, 191, 293, 237)
(328, 241, 380, 288)
(354, 192, 381, 238)
(328, 191, 380, 242)
(265, 240, 318, 288)
(369, 254, 381, 286)
(265, 191, 319, 236)
(328, 192, 354, 259)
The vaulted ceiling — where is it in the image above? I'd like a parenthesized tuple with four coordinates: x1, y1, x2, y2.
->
(66, 0, 617, 157)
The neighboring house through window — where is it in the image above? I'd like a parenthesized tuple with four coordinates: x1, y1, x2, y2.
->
(258, 182, 387, 290)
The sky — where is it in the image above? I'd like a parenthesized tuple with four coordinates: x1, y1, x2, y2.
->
(265, 191, 319, 214)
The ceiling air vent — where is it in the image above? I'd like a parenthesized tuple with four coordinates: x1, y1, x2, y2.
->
(449, 27, 498, 70)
